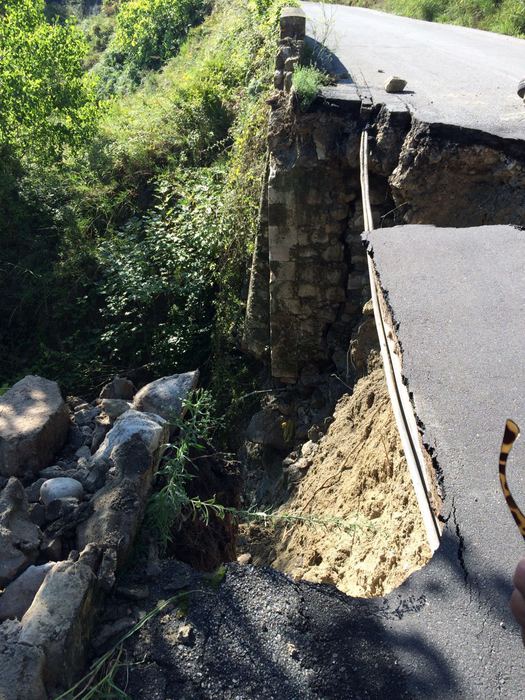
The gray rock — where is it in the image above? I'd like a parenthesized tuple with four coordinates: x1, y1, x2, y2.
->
(0, 478, 41, 586)
(74, 406, 100, 427)
(246, 409, 291, 452)
(0, 618, 47, 700)
(78, 413, 169, 565)
(0, 563, 54, 622)
(133, 371, 199, 424)
(75, 445, 92, 460)
(0, 376, 69, 478)
(91, 418, 110, 454)
(45, 497, 79, 523)
(100, 398, 132, 419)
(385, 76, 407, 93)
(24, 478, 46, 503)
(116, 584, 150, 601)
(41, 536, 62, 561)
(40, 477, 84, 505)
(93, 410, 168, 465)
(19, 545, 101, 690)
(92, 618, 134, 651)
(99, 376, 136, 401)
(28, 503, 46, 528)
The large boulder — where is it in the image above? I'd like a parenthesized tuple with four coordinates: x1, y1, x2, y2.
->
(0, 376, 69, 478)
(133, 371, 199, 425)
(0, 478, 42, 587)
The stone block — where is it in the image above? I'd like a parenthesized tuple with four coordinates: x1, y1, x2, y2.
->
(99, 376, 136, 401)
(280, 7, 306, 40)
(0, 376, 69, 478)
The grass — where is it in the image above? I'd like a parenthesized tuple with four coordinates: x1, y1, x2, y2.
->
(292, 65, 328, 111)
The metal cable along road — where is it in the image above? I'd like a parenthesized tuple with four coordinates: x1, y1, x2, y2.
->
(360, 131, 441, 553)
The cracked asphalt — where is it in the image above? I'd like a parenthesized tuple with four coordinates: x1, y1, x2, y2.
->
(302, 2, 525, 140)
(364, 224, 525, 698)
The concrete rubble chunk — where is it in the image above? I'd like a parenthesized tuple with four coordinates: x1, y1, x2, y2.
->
(0, 478, 42, 586)
(19, 544, 101, 691)
(99, 376, 136, 401)
(385, 76, 407, 93)
(0, 376, 69, 478)
(133, 371, 199, 425)
(0, 563, 54, 622)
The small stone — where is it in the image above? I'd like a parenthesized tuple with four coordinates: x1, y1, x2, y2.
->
(177, 623, 195, 645)
(0, 478, 41, 586)
(384, 76, 407, 93)
(25, 479, 47, 503)
(237, 553, 252, 565)
(75, 445, 92, 461)
(116, 585, 150, 601)
(28, 503, 46, 527)
(41, 537, 62, 561)
(92, 618, 134, 651)
(0, 563, 54, 622)
(99, 377, 136, 401)
(100, 399, 132, 419)
(307, 425, 322, 443)
(91, 420, 109, 454)
(74, 406, 100, 427)
(45, 497, 79, 522)
(40, 477, 84, 505)
(301, 440, 318, 458)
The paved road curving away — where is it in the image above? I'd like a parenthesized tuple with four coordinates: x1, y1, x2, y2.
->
(302, 2, 525, 140)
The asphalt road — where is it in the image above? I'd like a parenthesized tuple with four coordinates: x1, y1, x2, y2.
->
(364, 224, 525, 698)
(302, 3, 525, 140)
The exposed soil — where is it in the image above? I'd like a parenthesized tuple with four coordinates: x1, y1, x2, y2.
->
(239, 354, 432, 597)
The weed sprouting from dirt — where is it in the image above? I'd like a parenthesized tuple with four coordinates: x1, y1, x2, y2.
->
(146, 390, 365, 552)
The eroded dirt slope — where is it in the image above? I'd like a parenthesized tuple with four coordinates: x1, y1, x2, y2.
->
(242, 356, 432, 597)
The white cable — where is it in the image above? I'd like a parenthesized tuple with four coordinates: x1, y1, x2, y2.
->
(360, 131, 441, 552)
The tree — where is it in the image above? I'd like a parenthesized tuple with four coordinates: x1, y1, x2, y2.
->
(0, 0, 98, 162)
(113, 0, 208, 74)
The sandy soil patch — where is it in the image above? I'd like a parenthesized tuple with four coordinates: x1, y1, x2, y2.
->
(240, 356, 433, 597)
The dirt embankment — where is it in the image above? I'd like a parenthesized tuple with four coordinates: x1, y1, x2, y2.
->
(241, 355, 432, 597)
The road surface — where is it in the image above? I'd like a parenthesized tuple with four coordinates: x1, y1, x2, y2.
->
(302, 2, 525, 140)
(364, 224, 525, 698)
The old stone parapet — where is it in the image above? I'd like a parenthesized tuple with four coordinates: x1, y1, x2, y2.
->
(274, 7, 305, 93)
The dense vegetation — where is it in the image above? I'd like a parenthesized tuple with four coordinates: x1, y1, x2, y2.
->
(332, 0, 525, 36)
(0, 0, 286, 402)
